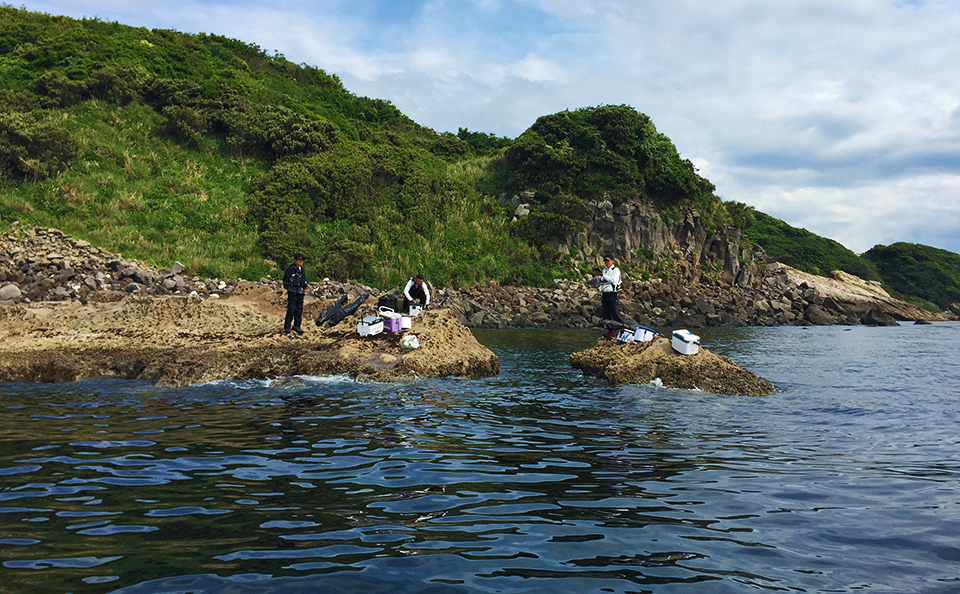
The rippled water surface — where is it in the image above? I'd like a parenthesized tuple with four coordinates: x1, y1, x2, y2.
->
(2, 323, 960, 593)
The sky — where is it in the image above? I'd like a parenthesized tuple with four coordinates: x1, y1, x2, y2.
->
(23, 0, 960, 255)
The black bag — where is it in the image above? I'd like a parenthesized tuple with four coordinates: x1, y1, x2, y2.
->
(377, 294, 400, 312)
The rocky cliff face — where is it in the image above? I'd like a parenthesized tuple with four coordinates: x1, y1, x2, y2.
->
(566, 198, 752, 287)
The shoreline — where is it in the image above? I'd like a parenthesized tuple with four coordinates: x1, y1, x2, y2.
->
(2, 225, 955, 334)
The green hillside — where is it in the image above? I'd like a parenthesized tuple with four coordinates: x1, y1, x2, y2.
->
(744, 212, 881, 281)
(863, 243, 960, 310)
(0, 6, 751, 289)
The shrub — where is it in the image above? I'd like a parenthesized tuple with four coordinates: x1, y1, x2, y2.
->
(161, 105, 207, 145)
(0, 111, 78, 181)
(33, 71, 88, 107)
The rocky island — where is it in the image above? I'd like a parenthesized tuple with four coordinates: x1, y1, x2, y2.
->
(571, 336, 776, 396)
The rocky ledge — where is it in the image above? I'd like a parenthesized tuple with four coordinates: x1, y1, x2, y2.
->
(0, 282, 498, 386)
(570, 337, 776, 396)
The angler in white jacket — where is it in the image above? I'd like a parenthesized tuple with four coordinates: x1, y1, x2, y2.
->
(595, 255, 625, 323)
(403, 273, 431, 313)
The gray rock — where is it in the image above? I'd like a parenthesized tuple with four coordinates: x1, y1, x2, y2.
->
(50, 286, 72, 300)
(861, 309, 899, 326)
(0, 283, 22, 301)
(805, 304, 836, 325)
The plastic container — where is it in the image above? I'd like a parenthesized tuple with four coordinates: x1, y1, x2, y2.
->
(378, 307, 402, 332)
(358, 315, 384, 336)
(671, 329, 700, 355)
(616, 326, 657, 343)
(400, 315, 412, 330)
(409, 304, 423, 316)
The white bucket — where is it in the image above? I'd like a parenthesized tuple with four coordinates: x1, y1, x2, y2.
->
(400, 315, 412, 329)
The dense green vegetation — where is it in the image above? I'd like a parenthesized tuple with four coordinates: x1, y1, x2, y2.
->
(492, 106, 757, 246)
(0, 6, 540, 285)
(744, 212, 881, 281)
(864, 243, 960, 310)
(0, 6, 750, 288)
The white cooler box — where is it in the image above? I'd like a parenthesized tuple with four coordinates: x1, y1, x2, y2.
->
(358, 315, 384, 336)
(672, 329, 700, 355)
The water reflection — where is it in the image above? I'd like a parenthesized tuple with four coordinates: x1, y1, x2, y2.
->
(1, 324, 959, 593)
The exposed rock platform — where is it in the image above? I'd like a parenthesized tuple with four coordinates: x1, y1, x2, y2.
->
(570, 337, 775, 396)
(0, 282, 498, 386)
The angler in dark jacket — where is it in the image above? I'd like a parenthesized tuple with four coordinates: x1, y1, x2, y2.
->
(282, 253, 308, 335)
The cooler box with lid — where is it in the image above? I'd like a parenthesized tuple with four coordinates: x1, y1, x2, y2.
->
(671, 329, 700, 355)
(378, 307, 402, 333)
(358, 315, 384, 336)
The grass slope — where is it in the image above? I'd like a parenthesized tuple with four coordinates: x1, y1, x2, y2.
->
(4, 5, 957, 304)
(744, 212, 881, 281)
(863, 243, 960, 311)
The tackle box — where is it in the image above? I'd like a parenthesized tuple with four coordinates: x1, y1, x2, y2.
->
(378, 307, 402, 333)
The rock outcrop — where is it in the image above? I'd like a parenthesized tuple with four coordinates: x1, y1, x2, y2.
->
(0, 282, 498, 386)
(570, 336, 776, 396)
(435, 259, 950, 329)
(574, 200, 749, 286)
(0, 224, 238, 302)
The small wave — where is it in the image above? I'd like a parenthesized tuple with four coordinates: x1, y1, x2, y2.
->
(193, 374, 358, 391)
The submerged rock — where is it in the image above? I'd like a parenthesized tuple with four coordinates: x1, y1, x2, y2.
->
(570, 336, 775, 396)
(0, 282, 498, 386)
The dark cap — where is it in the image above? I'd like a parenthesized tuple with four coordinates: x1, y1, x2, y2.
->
(415, 273, 425, 280)
(294, 253, 305, 261)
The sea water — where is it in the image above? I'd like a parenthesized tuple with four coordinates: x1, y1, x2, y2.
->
(1, 323, 959, 593)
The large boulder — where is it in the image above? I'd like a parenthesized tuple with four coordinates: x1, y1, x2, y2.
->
(570, 336, 775, 396)
(861, 308, 900, 326)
